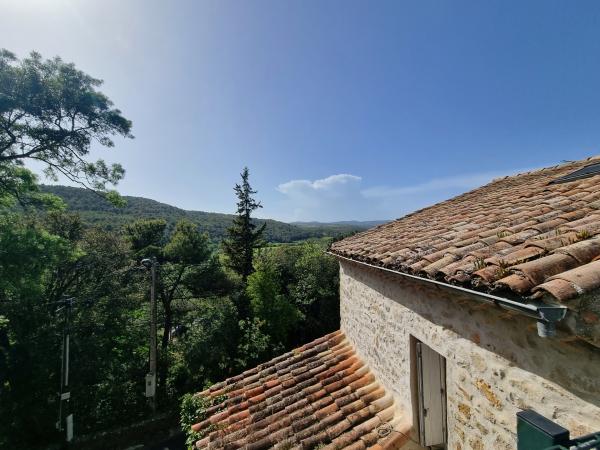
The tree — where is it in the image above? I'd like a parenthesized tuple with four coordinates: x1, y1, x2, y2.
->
(0, 213, 79, 447)
(124, 218, 167, 259)
(124, 218, 215, 398)
(291, 242, 340, 341)
(168, 298, 238, 396)
(0, 165, 64, 209)
(160, 220, 211, 350)
(0, 49, 133, 198)
(242, 241, 340, 349)
(0, 211, 149, 448)
(246, 258, 301, 352)
(223, 167, 265, 283)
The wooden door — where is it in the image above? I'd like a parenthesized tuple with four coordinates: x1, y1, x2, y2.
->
(416, 341, 447, 447)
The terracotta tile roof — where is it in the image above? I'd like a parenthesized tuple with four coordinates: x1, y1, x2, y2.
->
(189, 331, 411, 450)
(330, 156, 600, 304)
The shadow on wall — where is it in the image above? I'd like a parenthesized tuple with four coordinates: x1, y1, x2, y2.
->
(342, 261, 600, 409)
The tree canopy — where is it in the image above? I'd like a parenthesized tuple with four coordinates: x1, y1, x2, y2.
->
(0, 49, 132, 197)
(0, 48, 342, 450)
(222, 167, 265, 283)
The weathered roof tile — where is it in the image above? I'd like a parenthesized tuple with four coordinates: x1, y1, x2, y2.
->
(533, 260, 600, 301)
(330, 156, 600, 304)
(189, 332, 409, 450)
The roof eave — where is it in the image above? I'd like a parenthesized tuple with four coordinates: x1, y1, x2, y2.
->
(328, 251, 567, 338)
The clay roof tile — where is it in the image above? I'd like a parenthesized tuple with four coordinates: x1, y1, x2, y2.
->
(330, 156, 600, 304)
(188, 332, 401, 450)
(533, 260, 600, 301)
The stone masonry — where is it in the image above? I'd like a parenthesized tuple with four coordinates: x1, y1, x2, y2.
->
(339, 260, 600, 449)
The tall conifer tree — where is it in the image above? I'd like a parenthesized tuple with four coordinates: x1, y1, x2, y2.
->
(223, 167, 265, 283)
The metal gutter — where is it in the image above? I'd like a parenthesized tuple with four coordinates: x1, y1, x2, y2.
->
(328, 252, 568, 338)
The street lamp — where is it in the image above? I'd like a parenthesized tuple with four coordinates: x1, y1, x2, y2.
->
(141, 257, 158, 412)
(55, 296, 75, 444)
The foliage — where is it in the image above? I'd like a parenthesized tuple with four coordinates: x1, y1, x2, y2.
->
(183, 254, 233, 298)
(41, 184, 374, 242)
(180, 392, 227, 449)
(223, 167, 266, 286)
(0, 49, 132, 195)
(0, 165, 65, 209)
(0, 212, 147, 447)
(247, 258, 301, 349)
(0, 212, 73, 299)
(290, 242, 340, 339)
(0, 206, 341, 449)
(124, 218, 217, 401)
(235, 317, 271, 369)
(164, 220, 211, 265)
(249, 242, 340, 350)
(0, 49, 343, 448)
(180, 393, 209, 449)
(168, 298, 238, 396)
(124, 217, 167, 259)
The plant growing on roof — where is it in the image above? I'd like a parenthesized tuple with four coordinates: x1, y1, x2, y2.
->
(495, 259, 511, 279)
(278, 439, 295, 450)
(180, 393, 208, 449)
(473, 257, 486, 271)
(576, 229, 591, 240)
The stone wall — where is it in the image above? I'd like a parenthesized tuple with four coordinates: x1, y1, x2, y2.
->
(339, 260, 600, 450)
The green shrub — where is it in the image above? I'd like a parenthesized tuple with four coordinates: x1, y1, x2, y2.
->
(180, 393, 209, 449)
(180, 392, 228, 449)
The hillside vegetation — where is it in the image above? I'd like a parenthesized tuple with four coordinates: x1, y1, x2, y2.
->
(0, 50, 381, 450)
(41, 185, 373, 242)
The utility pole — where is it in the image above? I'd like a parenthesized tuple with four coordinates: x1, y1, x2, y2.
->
(56, 297, 75, 446)
(141, 258, 158, 412)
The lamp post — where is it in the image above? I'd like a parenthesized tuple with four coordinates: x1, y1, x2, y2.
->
(141, 257, 158, 412)
(56, 297, 75, 445)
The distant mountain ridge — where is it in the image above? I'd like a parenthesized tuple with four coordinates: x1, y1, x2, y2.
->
(41, 185, 375, 243)
(291, 220, 388, 228)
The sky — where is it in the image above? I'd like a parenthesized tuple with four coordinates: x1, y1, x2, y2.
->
(2, 0, 600, 222)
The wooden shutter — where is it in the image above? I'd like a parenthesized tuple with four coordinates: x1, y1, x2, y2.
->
(416, 341, 447, 446)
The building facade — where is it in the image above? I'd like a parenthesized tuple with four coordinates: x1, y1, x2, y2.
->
(188, 157, 600, 449)
(330, 157, 600, 449)
(339, 259, 600, 449)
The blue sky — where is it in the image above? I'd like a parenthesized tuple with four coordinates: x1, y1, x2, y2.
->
(2, 0, 600, 222)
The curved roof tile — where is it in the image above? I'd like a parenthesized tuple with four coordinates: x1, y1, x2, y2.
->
(189, 331, 411, 450)
(330, 156, 600, 304)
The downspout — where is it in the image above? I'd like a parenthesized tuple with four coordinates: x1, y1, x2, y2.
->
(327, 252, 567, 338)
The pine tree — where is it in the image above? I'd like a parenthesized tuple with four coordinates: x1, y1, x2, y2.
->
(223, 167, 266, 283)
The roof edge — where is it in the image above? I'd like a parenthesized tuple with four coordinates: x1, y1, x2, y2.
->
(330, 251, 567, 338)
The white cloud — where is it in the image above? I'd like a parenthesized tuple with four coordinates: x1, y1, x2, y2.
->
(277, 174, 361, 195)
(275, 174, 364, 221)
(275, 167, 536, 222)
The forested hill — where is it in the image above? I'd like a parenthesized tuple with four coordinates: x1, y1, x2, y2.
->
(291, 220, 387, 228)
(41, 185, 375, 242)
